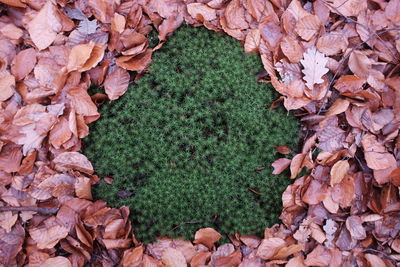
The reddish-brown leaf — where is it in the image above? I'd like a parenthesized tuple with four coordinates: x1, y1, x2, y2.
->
(53, 152, 94, 174)
(255, 238, 286, 260)
(187, 3, 217, 21)
(345, 215, 366, 240)
(272, 158, 291, 175)
(330, 160, 349, 185)
(161, 247, 187, 267)
(104, 67, 130, 100)
(333, 75, 365, 93)
(11, 48, 37, 81)
(193, 228, 221, 249)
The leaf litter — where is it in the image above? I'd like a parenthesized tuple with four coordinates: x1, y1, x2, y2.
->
(0, 0, 399, 265)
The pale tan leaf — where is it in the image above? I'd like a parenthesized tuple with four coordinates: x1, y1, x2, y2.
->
(193, 228, 221, 249)
(327, 0, 367, 17)
(104, 67, 130, 100)
(187, 3, 217, 21)
(300, 47, 329, 89)
(27, 2, 62, 50)
(121, 246, 144, 267)
(330, 160, 349, 185)
(0, 211, 18, 233)
(29, 223, 69, 249)
(295, 15, 321, 41)
(162, 248, 186, 267)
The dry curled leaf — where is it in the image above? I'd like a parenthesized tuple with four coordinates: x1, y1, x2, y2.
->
(272, 158, 291, 175)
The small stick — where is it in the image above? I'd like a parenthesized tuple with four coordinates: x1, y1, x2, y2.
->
(0, 206, 59, 215)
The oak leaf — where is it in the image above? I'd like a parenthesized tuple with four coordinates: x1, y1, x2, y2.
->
(300, 47, 329, 89)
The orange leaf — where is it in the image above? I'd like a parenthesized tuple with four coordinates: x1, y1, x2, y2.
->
(111, 13, 126, 33)
(348, 51, 371, 78)
(325, 99, 350, 116)
(244, 29, 261, 53)
(193, 228, 221, 249)
(190, 251, 211, 267)
(116, 49, 153, 71)
(280, 36, 303, 63)
(53, 152, 94, 174)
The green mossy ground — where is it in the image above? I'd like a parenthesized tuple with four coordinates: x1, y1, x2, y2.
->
(84, 25, 299, 243)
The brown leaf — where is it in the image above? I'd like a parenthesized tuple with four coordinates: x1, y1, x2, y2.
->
(281, 36, 303, 63)
(364, 254, 386, 267)
(290, 153, 306, 178)
(333, 75, 365, 93)
(111, 13, 126, 34)
(116, 49, 153, 71)
(75, 177, 92, 200)
(330, 160, 349, 185)
(345, 215, 366, 240)
(0, 223, 25, 266)
(187, 3, 217, 21)
(0, 0, 26, 7)
(190, 251, 211, 267)
(348, 50, 371, 78)
(193, 228, 221, 249)
(302, 179, 328, 205)
(53, 152, 94, 174)
(104, 67, 130, 100)
(0, 211, 18, 233)
(362, 133, 396, 170)
(304, 245, 331, 266)
(328, 0, 367, 17)
(121, 245, 144, 267)
(0, 70, 15, 101)
(44, 256, 72, 267)
(275, 145, 291, 154)
(0, 146, 22, 173)
(295, 15, 321, 41)
(49, 117, 72, 149)
(161, 247, 186, 267)
(29, 218, 69, 249)
(67, 42, 105, 72)
(244, 29, 261, 53)
(27, 2, 62, 50)
(316, 33, 348, 56)
(67, 86, 99, 117)
(11, 48, 37, 81)
(325, 99, 350, 116)
(239, 235, 261, 248)
(255, 238, 286, 260)
(214, 250, 242, 267)
(272, 158, 291, 175)
(224, 0, 249, 30)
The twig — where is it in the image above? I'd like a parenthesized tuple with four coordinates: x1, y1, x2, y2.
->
(0, 206, 59, 215)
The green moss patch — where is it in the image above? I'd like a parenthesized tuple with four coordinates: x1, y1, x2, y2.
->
(83, 25, 299, 243)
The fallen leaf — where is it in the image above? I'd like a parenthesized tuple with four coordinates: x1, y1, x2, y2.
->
(116, 49, 153, 71)
(111, 13, 126, 33)
(161, 247, 186, 267)
(280, 36, 303, 63)
(255, 237, 286, 260)
(272, 158, 291, 175)
(345, 215, 366, 240)
(11, 48, 37, 81)
(214, 250, 242, 267)
(120, 246, 144, 267)
(27, 2, 62, 50)
(187, 3, 217, 21)
(300, 47, 329, 89)
(244, 29, 261, 53)
(0, 70, 15, 101)
(104, 67, 130, 100)
(348, 50, 371, 78)
(295, 15, 321, 41)
(330, 160, 349, 185)
(333, 75, 365, 93)
(53, 152, 94, 174)
(190, 251, 211, 267)
(325, 99, 350, 116)
(304, 245, 331, 266)
(193, 228, 221, 249)
(44, 256, 72, 267)
(364, 253, 386, 267)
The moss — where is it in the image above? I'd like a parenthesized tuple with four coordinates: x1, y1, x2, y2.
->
(83, 25, 299, 243)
